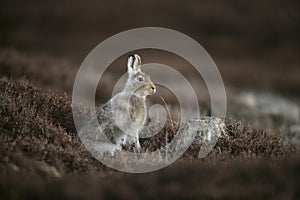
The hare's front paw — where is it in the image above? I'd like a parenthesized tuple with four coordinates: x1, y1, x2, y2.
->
(134, 137, 141, 153)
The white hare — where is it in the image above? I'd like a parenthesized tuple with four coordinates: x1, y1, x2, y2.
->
(81, 54, 156, 155)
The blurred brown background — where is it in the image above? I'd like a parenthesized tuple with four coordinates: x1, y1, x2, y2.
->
(1, 0, 299, 95)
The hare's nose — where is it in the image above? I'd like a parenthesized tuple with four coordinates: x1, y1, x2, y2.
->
(151, 86, 156, 93)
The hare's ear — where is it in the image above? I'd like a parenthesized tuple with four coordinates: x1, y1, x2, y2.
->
(127, 54, 141, 75)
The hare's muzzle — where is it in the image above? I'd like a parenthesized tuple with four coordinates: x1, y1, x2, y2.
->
(150, 83, 156, 94)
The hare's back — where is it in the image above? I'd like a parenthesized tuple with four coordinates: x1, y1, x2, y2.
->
(96, 102, 113, 123)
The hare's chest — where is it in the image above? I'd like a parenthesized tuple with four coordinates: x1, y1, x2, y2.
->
(129, 97, 146, 127)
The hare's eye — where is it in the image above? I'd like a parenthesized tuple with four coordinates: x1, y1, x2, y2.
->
(138, 76, 144, 82)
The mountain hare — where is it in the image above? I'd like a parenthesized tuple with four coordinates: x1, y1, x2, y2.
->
(82, 54, 156, 155)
